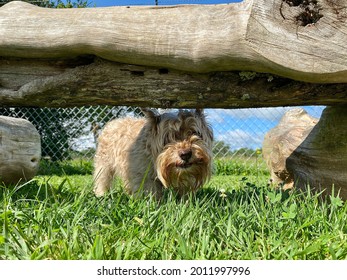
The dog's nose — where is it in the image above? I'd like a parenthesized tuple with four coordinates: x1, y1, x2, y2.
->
(179, 149, 192, 162)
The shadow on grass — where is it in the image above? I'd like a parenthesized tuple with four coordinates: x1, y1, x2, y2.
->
(38, 159, 93, 176)
(0, 178, 93, 205)
(1, 173, 293, 211)
(194, 183, 293, 209)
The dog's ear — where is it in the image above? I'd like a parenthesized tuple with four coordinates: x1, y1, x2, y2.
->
(141, 108, 160, 123)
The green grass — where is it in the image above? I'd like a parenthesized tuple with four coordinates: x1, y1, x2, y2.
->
(1, 159, 347, 260)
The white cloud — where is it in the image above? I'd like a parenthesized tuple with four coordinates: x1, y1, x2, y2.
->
(207, 107, 292, 123)
(207, 106, 325, 124)
(209, 106, 325, 150)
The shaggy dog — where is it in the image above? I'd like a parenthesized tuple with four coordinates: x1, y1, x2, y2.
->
(93, 109, 213, 199)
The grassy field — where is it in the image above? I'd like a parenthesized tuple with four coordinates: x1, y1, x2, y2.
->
(1, 158, 347, 260)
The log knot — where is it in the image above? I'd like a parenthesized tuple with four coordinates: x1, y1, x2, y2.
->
(282, 0, 323, 26)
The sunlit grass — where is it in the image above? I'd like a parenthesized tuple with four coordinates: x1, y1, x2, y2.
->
(1, 159, 346, 260)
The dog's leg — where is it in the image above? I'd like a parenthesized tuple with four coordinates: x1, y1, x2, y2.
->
(93, 164, 113, 196)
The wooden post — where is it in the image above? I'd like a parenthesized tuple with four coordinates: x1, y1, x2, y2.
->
(0, 116, 41, 184)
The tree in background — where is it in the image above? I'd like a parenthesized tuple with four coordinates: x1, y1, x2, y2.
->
(0, 106, 138, 161)
(212, 140, 232, 158)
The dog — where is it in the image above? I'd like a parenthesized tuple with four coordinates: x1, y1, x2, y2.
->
(93, 108, 213, 199)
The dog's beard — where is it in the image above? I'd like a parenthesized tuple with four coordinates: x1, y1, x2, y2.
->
(156, 141, 212, 196)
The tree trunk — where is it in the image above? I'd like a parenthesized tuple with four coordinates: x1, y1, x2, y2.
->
(0, 116, 41, 184)
(1, 1, 347, 108)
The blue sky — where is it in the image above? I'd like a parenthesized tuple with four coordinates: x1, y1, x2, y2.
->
(207, 106, 324, 150)
(65, 0, 324, 151)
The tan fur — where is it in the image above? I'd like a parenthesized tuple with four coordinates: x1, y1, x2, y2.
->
(93, 109, 213, 199)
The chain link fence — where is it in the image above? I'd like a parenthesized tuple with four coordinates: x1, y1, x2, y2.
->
(0, 106, 325, 164)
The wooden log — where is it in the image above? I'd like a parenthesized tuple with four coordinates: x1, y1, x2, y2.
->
(263, 106, 347, 200)
(1, 1, 346, 82)
(1, 57, 347, 109)
(263, 108, 318, 189)
(0, 116, 41, 184)
(1, 1, 347, 108)
(287, 106, 347, 200)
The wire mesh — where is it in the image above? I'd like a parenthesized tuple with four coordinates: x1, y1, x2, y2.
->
(0, 106, 325, 165)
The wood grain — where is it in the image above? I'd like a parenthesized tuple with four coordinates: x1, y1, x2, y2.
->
(0, 1, 347, 82)
(1, 57, 347, 108)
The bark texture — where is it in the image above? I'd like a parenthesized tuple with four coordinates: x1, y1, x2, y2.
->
(2, 57, 347, 108)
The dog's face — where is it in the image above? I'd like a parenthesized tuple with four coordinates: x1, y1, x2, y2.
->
(142, 109, 213, 196)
